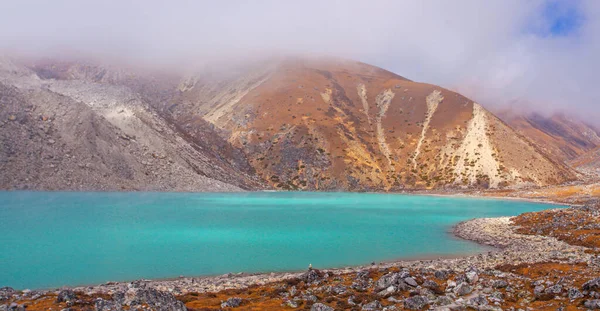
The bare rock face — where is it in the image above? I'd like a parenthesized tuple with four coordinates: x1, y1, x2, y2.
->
(0, 57, 265, 191)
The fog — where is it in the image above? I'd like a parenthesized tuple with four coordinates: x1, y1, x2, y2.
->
(2, 0, 599, 123)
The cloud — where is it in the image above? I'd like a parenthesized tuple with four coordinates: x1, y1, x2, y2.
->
(1, 0, 598, 123)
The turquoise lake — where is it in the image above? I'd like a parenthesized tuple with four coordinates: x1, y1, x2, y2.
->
(0, 191, 556, 289)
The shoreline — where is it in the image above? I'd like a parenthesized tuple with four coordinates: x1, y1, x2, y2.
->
(43, 210, 589, 296)
(55, 212, 588, 297)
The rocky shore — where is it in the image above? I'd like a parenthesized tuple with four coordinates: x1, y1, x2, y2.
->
(2, 204, 600, 310)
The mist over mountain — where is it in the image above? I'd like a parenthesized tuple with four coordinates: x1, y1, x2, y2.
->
(2, 0, 599, 125)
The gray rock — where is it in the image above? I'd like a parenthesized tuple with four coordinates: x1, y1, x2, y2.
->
(331, 285, 347, 295)
(568, 287, 584, 300)
(310, 303, 334, 311)
(491, 279, 508, 289)
(469, 295, 488, 306)
(94, 298, 122, 311)
(351, 278, 370, 291)
(584, 278, 600, 291)
(453, 283, 473, 296)
(489, 291, 504, 302)
(0, 288, 15, 301)
(375, 273, 400, 291)
(362, 300, 382, 311)
(113, 285, 186, 311)
(0, 305, 7, 311)
(533, 285, 545, 296)
(221, 297, 243, 308)
(435, 295, 453, 306)
(404, 277, 418, 287)
(434, 270, 450, 280)
(544, 284, 562, 295)
(285, 300, 298, 308)
(422, 280, 440, 291)
(466, 271, 479, 284)
(377, 285, 396, 297)
(57, 289, 76, 303)
(301, 270, 322, 284)
(303, 295, 318, 303)
(584, 299, 600, 309)
(455, 274, 467, 284)
(403, 295, 428, 310)
(289, 286, 297, 297)
(348, 295, 357, 306)
(399, 271, 411, 279)
(6, 304, 24, 311)
(387, 296, 402, 303)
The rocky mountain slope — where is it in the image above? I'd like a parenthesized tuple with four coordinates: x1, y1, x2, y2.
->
(172, 57, 575, 190)
(570, 147, 600, 176)
(0, 57, 262, 191)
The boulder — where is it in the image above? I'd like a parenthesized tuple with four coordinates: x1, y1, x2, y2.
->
(6, 304, 24, 311)
(331, 285, 347, 295)
(301, 270, 322, 284)
(362, 300, 382, 311)
(491, 279, 508, 289)
(303, 295, 318, 303)
(310, 303, 334, 311)
(404, 295, 428, 310)
(422, 280, 440, 292)
(469, 295, 488, 306)
(0, 288, 15, 301)
(112, 285, 186, 311)
(375, 273, 400, 292)
(466, 271, 479, 284)
(544, 284, 562, 295)
(453, 283, 473, 296)
(584, 300, 600, 309)
(584, 278, 600, 291)
(221, 297, 243, 308)
(434, 270, 450, 280)
(404, 277, 418, 287)
(56, 289, 76, 303)
(435, 296, 454, 306)
(94, 298, 122, 311)
(568, 287, 584, 300)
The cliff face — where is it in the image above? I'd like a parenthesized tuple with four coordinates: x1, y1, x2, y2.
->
(173, 58, 576, 190)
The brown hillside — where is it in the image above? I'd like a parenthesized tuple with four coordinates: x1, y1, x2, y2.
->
(172, 57, 575, 190)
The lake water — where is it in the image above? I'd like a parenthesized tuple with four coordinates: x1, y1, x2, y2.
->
(0, 191, 556, 289)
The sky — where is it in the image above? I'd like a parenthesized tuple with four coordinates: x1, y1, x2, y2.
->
(1, 0, 598, 123)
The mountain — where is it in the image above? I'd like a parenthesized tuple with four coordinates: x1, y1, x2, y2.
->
(169, 57, 576, 190)
(497, 110, 600, 163)
(0, 56, 578, 191)
(0, 57, 263, 191)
